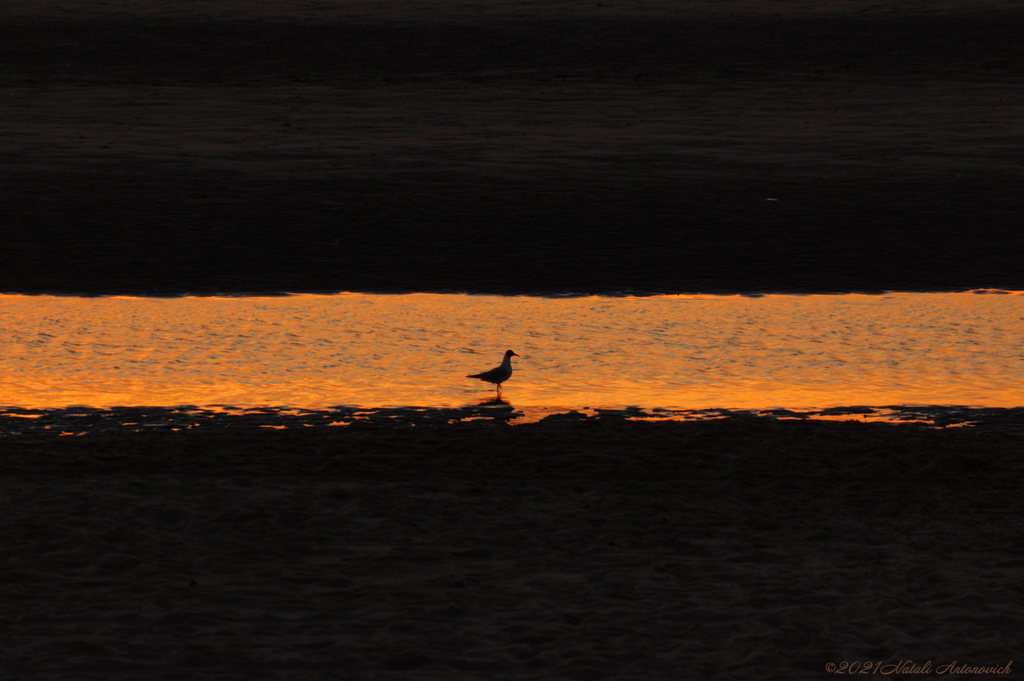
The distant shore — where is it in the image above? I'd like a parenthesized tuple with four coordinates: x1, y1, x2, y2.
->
(2, 0, 1023, 296)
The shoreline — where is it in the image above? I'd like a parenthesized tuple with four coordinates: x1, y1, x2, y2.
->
(3, 288, 1023, 298)
(4, 403, 1024, 435)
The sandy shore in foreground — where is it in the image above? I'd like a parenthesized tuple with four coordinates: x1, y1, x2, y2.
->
(2, 419, 1022, 680)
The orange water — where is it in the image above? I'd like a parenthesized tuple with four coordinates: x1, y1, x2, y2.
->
(0, 292, 1021, 410)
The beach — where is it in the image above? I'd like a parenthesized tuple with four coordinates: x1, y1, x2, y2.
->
(2, 418, 1022, 679)
(3, 1, 1024, 678)
(2, 0, 1023, 295)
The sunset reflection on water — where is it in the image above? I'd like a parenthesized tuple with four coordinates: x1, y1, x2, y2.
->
(0, 292, 1021, 411)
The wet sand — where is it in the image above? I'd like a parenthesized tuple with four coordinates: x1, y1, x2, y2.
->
(2, 0, 1024, 295)
(2, 419, 1022, 679)
(4, 403, 1024, 434)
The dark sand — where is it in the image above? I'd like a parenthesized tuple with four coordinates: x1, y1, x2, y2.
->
(2, 419, 1023, 679)
(2, 0, 1023, 295)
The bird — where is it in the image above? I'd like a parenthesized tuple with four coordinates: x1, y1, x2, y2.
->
(467, 350, 519, 395)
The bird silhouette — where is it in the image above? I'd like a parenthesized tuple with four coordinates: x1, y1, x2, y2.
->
(467, 350, 519, 395)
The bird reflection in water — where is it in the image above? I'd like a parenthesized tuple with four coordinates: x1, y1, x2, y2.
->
(476, 396, 511, 408)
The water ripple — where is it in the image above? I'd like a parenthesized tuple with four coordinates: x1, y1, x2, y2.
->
(0, 292, 1022, 410)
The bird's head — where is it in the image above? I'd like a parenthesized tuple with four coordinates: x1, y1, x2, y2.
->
(506, 350, 519, 358)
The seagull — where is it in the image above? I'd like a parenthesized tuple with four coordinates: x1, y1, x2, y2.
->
(467, 350, 519, 395)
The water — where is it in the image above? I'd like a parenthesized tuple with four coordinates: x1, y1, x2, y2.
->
(1, 291, 1022, 411)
